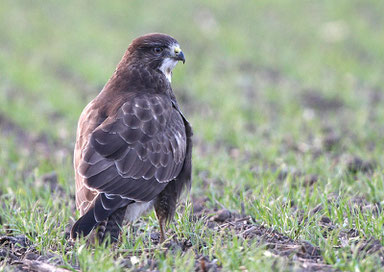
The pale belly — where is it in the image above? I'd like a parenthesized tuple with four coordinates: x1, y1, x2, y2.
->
(123, 200, 154, 223)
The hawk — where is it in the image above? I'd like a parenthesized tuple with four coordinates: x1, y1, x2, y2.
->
(70, 33, 192, 243)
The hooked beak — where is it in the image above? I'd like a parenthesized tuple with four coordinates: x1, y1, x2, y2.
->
(173, 46, 185, 64)
(176, 51, 185, 64)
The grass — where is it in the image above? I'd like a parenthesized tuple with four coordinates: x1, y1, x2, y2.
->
(1, 0, 384, 271)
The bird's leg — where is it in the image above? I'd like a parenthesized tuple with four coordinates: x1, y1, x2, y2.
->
(158, 216, 167, 243)
(155, 188, 176, 244)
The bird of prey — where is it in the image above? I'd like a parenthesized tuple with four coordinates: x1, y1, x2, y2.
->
(70, 33, 192, 243)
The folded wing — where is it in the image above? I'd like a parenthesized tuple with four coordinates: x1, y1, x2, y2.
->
(79, 94, 187, 202)
(72, 94, 187, 238)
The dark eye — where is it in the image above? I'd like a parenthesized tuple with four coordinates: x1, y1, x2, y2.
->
(153, 47, 163, 54)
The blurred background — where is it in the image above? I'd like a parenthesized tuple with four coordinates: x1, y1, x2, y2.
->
(1, 0, 384, 149)
(1, 0, 384, 270)
(1, 0, 383, 145)
(1, 0, 384, 188)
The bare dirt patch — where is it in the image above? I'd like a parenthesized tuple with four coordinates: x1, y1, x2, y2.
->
(189, 198, 335, 271)
(345, 156, 376, 175)
(0, 235, 73, 272)
(301, 91, 344, 112)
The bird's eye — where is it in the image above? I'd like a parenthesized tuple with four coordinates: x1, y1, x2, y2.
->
(153, 47, 163, 54)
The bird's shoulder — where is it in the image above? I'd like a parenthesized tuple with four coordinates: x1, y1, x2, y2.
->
(79, 91, 185, 161)
(94, 91, 175, 136)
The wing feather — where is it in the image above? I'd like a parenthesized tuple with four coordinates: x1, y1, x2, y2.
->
(78, 93, 187, 206)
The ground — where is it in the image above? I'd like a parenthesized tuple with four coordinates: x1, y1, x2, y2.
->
(1, 0, 384, 271)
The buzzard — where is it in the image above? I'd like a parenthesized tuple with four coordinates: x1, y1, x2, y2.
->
(70, 33, 192, 243)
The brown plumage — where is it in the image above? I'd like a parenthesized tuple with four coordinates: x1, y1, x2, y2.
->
(70, 33, 192, 243)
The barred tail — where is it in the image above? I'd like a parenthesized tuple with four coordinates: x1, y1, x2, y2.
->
(71, 193, 132, 241)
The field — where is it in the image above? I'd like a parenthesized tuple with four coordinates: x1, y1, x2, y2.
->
(1, 0, 384, 271)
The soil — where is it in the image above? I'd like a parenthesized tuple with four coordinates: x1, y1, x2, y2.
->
(2, 193, 384, 271)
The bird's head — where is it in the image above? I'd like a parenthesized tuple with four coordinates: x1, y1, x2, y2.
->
(127, 33, 185, 82)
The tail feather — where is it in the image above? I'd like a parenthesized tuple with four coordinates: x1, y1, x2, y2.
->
(71, 207, 98, 239)
(71, 193, 132, 239)
(97, 206, 127, 243)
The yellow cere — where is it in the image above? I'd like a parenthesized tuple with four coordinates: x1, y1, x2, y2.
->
(174, 46, 181, 54)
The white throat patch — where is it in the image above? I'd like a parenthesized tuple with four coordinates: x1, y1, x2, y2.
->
(159, 58, 178, 82)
